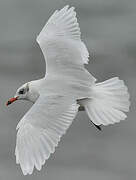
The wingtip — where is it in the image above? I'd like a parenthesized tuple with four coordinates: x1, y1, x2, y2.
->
(62, 5, 76, 11)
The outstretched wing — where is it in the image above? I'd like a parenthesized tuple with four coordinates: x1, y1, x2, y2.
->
(15, 95, 79, 175)
(36, 5, 91, 76)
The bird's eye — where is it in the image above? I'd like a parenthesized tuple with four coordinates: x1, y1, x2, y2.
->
(19, 89, 25, 94)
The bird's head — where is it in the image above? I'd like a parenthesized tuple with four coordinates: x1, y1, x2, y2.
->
(6, 83, 30, 106)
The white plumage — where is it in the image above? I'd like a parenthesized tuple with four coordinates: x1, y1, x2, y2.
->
(82, 77, 130, 126)
(7, 5, 130, 175)
(36, 5, 90, 74)
(15, 96, 79, 175)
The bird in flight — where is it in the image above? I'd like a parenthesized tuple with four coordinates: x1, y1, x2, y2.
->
(6, 5, 130, 175)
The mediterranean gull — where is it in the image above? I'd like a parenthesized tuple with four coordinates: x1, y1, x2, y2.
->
(6, 5, 130, 175)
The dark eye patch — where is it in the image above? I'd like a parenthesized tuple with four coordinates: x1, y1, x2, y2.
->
(19, 88, 25, 94)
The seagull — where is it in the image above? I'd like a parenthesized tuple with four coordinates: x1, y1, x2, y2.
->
(6, 5, 130, 175)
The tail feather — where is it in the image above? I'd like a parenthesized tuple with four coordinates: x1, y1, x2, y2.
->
(82, 77, 130, 126)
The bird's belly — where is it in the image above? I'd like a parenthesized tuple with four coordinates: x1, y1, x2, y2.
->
(40, 77, 92, 99)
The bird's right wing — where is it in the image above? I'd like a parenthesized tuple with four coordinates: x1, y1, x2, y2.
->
(15, 95, 79, 175)
(37, 5, 96, 86)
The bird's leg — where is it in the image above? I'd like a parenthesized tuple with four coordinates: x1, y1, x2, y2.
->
(78, 106, 85, 111)
(78, 103, 102, 131)
(91, 121, 102, 131)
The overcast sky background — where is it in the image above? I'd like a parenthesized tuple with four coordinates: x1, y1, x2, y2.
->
(0, 0, 136, 179)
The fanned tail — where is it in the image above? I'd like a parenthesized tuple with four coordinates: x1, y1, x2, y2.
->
(82, 77, 130, 126)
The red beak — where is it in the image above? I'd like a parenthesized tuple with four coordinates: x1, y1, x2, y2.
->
(6, 97, 18, 106)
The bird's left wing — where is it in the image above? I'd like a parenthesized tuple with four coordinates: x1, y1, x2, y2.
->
(36, 5, 91, 76)
(15, 95, 79, 175)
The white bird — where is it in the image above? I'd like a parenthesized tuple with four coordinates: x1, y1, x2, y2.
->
(6, 5, 130, 175)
